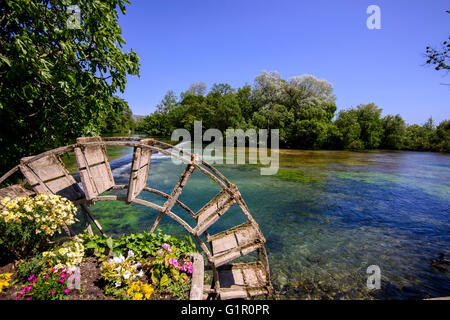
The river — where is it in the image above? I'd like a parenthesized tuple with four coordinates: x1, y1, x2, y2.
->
(86, 145, 449, 300)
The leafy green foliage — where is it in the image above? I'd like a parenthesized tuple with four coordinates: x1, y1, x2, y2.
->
(381, 114, 406, 150)
(99, 97, 135, 134)
(0, 0, 140, 175)
(424, 11, 449, 73)
(136, 72, 448, 153)
(16, 254, 56, 282)
(82, 229, 197, 261)
(164, 277, 191, 300)
(86, 230, 196, 300)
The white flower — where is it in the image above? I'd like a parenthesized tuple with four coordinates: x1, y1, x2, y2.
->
(112, 254, 125, 264)
(136, 270, 144, 278)
(123, 270, 131, 280)
(115, 281, 122, 287)
(127, 250, 134, 258)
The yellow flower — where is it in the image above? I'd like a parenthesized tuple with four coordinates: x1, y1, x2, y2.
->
(1, 196, 11, 205)
(132, 293, 143, 300)
(0, 273, 13, 293)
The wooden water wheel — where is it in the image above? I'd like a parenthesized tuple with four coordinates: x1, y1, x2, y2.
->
(0, 136, 273, 300)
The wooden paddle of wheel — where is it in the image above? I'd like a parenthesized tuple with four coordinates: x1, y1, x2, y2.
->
(0, 136, 273, 300)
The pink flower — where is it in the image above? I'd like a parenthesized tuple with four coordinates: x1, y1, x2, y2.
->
(27, 275, 35, 281)
(64, 289, 69, 293)
(51, 291, 55, 295)
(50, 269, 56, 273)
(21, 287, 26, 294)
(27, 286, 32, 292)
(26, 298, 31, 300)
(32, 278, 37, 283)
(59, 279, 65, 283)
(16, 294, 21, 300)
(169, 258, 178, 268)
(162, 243, 172, 252)
(44, 274, 49, 279)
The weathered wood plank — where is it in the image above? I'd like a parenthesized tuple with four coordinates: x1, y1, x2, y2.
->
(18, 153, 104, 235)
(189, 253, 204, 300)
(20, 154, 83, 201)
(209, 222, 262, 265)
(192, 189, 236, 236)
(127, 139, 153, 203)
(217, 262, 269, 299)
(0, 185, 34, 201)
(74, 137, 114, 200)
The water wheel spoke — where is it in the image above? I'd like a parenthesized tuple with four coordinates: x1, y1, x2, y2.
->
(207, 221, 264, 267)
(217, 262, 269, 300)
(193, 189, 236, 236)
(150, 162, 196, 232)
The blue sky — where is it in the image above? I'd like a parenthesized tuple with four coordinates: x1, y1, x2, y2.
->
(117, 0, 449, 125)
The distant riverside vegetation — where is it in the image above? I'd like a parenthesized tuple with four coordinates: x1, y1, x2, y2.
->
(135, 72, 449, 153)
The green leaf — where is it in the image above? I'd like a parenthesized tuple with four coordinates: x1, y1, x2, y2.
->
(151, 271, 159, 284)
(0, 55, 11, 67)
(106, 237, 114, 250)
(160, 274, 170, 287)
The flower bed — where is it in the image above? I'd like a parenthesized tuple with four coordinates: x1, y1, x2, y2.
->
(0, 194, 200, 300)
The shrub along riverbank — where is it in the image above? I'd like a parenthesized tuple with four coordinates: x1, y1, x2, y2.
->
(135, 73, 449, 154)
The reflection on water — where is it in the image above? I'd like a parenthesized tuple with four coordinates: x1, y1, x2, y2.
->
(89, 148, 450, 300)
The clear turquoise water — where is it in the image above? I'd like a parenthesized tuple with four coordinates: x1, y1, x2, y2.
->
(89, 148, 450, 300)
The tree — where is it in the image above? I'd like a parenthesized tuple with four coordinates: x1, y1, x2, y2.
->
(135, 113, 173, 137)
(206, 83, 244, 132)
(356, 103, 383, 149)
(236, 84, 255, 122)
(293, 119, 330, 149)
(404, 125, 430, 151)
(335, 109, 362, 149)
(288, 74, 336, 111)
(180, 82, 207, 99)
(435, 120, 450, 152)
(251, 104, 294, 145)
(381, 114, 406, 149)
(100, 96, 134, 134)
(156, 90, 178, 114)
(171, 94, 210, 131)
(252, 71, 289, 110)
(425, 11, 449, 74)
(0, 0, 140, 175)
